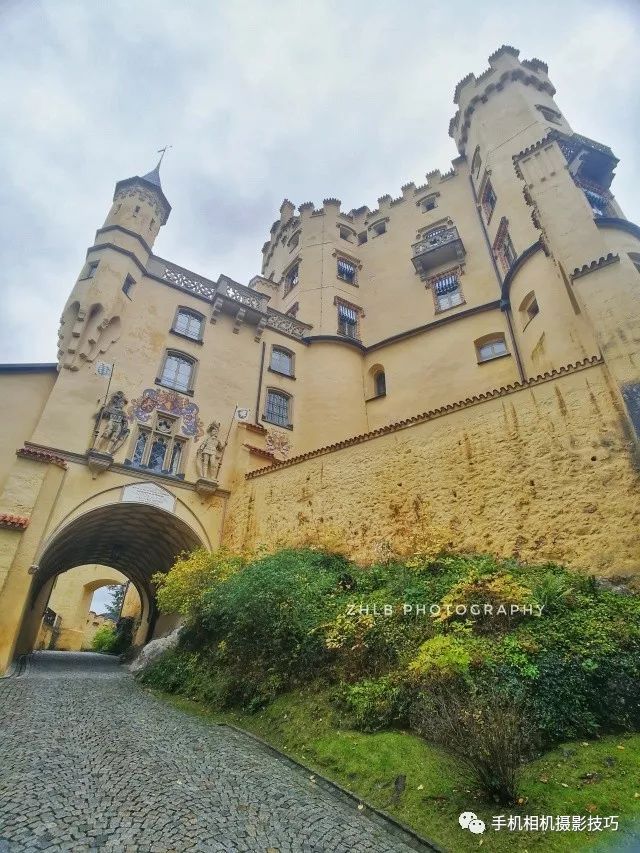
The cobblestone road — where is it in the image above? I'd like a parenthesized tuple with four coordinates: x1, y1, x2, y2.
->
(0, 652, 422, 852)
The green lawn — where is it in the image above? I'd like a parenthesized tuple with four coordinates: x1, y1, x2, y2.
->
(149, 686, 640, 852)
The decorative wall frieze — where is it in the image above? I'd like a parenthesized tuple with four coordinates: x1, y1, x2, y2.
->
(571, 253, 620, 280)
(246, 355, 604, 479)
(16, 446, 68, 469)
(0, 513, 30, 531)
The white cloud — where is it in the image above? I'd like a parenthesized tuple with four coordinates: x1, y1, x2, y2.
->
(0, 0, 638, 362)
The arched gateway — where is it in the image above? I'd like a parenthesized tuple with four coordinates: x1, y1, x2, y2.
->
(12, 499, 205, 665)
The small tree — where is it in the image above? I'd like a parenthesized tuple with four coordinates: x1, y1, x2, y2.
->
(92, 624, 117, 653)
(103, 584, 126, 621)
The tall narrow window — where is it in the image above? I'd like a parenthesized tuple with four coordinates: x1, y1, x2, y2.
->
(337, 302, 360, 338)
(433, 271, 464, 312)
(494, 221, 517, 274)
(264, 390, 291, 427)
(159, 352, 195, 393)
(471, 146, 482, 177)
(129, 415, 186, 476)
(122, 275, 135, 298)
(270, 347, 294, 376)
(173, 308, 204, 341)
(148, 436, 169, 472)
(84, 261, 99, 280)
(481, 180, 497, 221)
(132, 432, 148, 465)
(284, 262, 299, 296)
(374, 370, 386, 396)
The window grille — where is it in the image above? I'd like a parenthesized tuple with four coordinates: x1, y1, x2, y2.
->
(337, 302, 359, 338)
(265, 390, 290, 427)
(271, 347, 293, 376)
(433, 272, 463, 311)
(174, 309, 203, 340)
(160, 353, 194, 392)
(337, 259, 357, 284)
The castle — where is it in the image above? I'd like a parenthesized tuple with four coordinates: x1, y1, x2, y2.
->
(1, 46, 639, 671)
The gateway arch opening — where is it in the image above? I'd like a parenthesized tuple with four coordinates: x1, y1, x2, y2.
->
(18, 501, 204, 659)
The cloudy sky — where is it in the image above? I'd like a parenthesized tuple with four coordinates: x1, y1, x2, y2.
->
(1, 0, 638, 363)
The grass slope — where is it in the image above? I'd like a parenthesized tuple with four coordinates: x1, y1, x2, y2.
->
(149, 686, 640, 852)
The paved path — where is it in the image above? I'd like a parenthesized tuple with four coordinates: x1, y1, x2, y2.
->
(0, 652, 420, 852)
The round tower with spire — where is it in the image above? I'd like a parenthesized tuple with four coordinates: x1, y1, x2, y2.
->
(103, 155, 171, 253)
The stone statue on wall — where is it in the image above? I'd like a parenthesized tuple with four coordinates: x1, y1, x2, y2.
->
(96, 391, 130, 454)
(196, 420, 225, 480)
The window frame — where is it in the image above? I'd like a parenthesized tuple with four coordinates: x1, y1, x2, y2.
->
(262, 388, 293, 429)
(519, 292, 540, 330)
(480, 178, 497, 223)
(127, 413, 187, 478)
(156, 349, 197, 395)
(475, 335, 509, 364)
(428, 268, 465, 314)
(334, 296, 363, 340)
(122, 274, 136, 299)
(269, 345, 295, 378)
(171, 306, 205, 343)
(81, 260, 99, 280)
(283, 260, 300, 296)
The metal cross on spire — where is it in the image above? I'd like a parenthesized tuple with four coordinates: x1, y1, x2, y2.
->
(156, 145, 172, 168)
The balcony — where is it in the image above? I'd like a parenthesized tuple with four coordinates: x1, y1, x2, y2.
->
(411, 226, 466, 276)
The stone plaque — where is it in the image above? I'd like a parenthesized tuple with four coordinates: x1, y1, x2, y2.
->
(121, 482, 176, 513)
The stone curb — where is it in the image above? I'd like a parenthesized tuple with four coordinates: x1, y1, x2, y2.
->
(0, 653, 31, 680)
(218, 722, 446, 853)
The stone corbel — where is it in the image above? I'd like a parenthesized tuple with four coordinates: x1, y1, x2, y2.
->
(210, 296, 224, 323)
(194, 477, 218, 497)
(233, 308, 246, 334)
(254, 316, 268, 342)
(86, 449, 113, 478)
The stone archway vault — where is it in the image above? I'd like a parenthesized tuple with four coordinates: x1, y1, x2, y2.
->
(18, 502, 204, 657)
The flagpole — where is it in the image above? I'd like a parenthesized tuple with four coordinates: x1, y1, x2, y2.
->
(215, 403, 237, 478)
(91, 363, 115, 450)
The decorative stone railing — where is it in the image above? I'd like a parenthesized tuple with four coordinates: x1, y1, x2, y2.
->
(147, 257, 311, 339)
(411, 226, 466, 275)
(412, 226, 461, 257)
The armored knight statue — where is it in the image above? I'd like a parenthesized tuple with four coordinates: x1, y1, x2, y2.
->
(197, 420, 225, 480)
(96, 390, 130, 454)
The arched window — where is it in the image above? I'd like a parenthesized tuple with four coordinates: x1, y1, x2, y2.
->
(374, 370, 386, 397)
(264, 389, 291, 428)
(475, 335, 508, 363)
(270, 346, 294, 377)
(172, 308, 204, 341)
(159, 352, 196, 393)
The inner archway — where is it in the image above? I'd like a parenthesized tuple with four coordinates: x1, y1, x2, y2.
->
(18, 501, 204, 657)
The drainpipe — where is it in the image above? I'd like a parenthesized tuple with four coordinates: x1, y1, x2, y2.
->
(255, 342, 266, 424)
(469, 175, 526, 383)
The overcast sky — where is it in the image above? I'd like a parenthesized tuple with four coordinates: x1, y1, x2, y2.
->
(1, 0, 638, 363)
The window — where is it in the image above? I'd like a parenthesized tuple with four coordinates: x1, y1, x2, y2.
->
(129, 414, 186, 477)
(337, 258, 357, 285)
(374, 370, 386, 396)
(337, 301, 360, 338)
(288, 231, 300, 251)
(173, 308, 204, 341)
(264, 390, 291, 427)
(494, 226, 517, 274)
(520, 292, 540, 329)
(433, 271, 464, 312)
(371, 221, 386, 237)
(286, 302, 299, 318)
(158, 352, 195, 393)
(471, 146, 482, 177)
(358, 231, 368, 245)
(481, 180, 497, 221)
(583, 189, 609, 218)
(270, 346, 294, 377)
(284, 262, 299, 296)
(83, 260, 99, 280)
(122, 275, 135, 298)
(476, 336, 508, 362)
(421, 195, 438, 212)
(339, 225, 354, 242)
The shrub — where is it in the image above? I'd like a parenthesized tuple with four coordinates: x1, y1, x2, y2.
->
(153, 547, 246, 620)
(411, 682, 534, 804)
(436, 570, 532, 632)
(91, 624, 117, 653)
(408, 635, 472, 680)
(336, 676, 408, 731)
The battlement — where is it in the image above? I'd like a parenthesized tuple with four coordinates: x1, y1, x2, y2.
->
(449, 46, 555, 154)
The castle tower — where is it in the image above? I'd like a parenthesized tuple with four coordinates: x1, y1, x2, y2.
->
(57, 158, 171, 373)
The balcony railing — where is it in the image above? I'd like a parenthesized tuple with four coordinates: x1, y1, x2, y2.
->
(411, 226, 465, 275)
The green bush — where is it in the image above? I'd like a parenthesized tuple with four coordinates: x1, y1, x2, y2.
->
(335, 676, 408, 731)
(91, 623, 117, 653)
